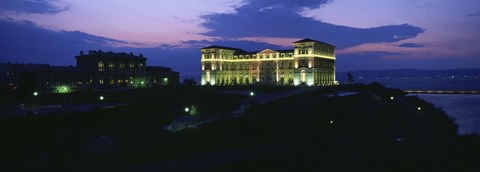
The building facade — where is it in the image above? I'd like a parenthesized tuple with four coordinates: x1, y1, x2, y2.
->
(76, 50, 149, 89)
(1, 50, 179, 94)
(201, 38, 336, 86)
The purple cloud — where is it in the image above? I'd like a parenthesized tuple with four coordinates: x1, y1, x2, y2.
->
(398, 43, 424, 48)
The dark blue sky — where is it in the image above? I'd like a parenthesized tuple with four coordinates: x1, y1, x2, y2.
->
(1, 0, 479, 76)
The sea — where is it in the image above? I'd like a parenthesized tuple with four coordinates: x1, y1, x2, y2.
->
(353, 78, 480, 135)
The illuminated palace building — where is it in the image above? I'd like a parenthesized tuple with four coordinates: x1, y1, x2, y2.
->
(201, 38, 337, 86)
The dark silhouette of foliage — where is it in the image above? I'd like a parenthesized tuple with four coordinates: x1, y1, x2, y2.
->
(17, 72, 37, 96)
(347, 71, 354, 84)
(182, 78, 197, 86)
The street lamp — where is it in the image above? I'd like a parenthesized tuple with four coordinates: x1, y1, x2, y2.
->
(33, 91, 38, 96)
(184, 107, 190, 113)
(417, 107, 422, 111)
(390, 96, 394, 100)
(250, 91, 255, 96)
(99, 96, 104, 101)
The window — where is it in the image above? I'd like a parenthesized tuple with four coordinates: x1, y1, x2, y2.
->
(299, 47, 308, 55)
(301, 70, 306, 83)
(206, 71, 210, 82)
(129, 63, 134, 71)
(109, 77, 114, 84)
(138, 63, 144, 69)
(109, 62, 114, 71)
(99, 77, 104, 85)
(119, 63, 125, 70)
(98, 61, 104, 71)
(163, 78, 168, 84)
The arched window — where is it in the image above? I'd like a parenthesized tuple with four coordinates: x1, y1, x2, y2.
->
(301, 70, 306, 83)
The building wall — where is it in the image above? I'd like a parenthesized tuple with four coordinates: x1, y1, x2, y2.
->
(76, 51, 148, 89)
(200, 39, 337, 86)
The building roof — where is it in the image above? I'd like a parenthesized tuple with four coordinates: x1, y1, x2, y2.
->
(202, 38, 333, 55)
(201, 45, 247, 52)
(293, 38, 335, 47)
(15, 65, 78, 73)
(276, 49, 294, 53)
(75, 50, 147, 60)
(234, 49, 293, 56)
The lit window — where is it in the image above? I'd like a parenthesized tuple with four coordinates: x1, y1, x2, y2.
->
(301, 70, 306, 83)
(110, 77, 114, 84)
(109, 62, 114, 71)
(206, 71, 210, 82)
(129, 63, 134, 71)
(99, 77, 104, 85)
(119, 63, 125, 70)
(138, 63, 144, 69)
(98, 61, 104, 71)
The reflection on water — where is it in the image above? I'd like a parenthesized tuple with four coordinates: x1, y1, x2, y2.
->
(412, 94, 480, 135)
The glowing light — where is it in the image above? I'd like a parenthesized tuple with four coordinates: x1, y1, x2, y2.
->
(307, 81, 313, 86)
(250, 91, 254, 96)
(99, 96, 104, 101)
(141, 81, 144, 84)
(417, 107, 421, 111)
(390, 96, 394, 100)
(185, 107, 190, 113)
(56, 86, 70, 93)
(330, 120, 333, 124)
(33, 92, 38, 96)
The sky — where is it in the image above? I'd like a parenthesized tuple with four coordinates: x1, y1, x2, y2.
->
(0, 0, 479, 76)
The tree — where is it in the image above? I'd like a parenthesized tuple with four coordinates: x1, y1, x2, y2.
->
(18, 72, 37, 96)
(182, 78, 197, 86)
(347, 72, 354, 84)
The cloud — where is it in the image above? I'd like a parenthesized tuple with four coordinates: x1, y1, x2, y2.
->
(336, 51, 480, 72)
(0, 0, 68, 14)
(300, 0, 480, 63)
(0, 19, 124, 64)
(398, 43, 424, 48)
(467, 12, 480, 16)
(201, 0, 423, 49)
(0, 0, 245, 47)
(233, 37, 301, 48)
(183, 39, 285, 51)
(1, 0, 478, 74)
(259, 4, 283, 11)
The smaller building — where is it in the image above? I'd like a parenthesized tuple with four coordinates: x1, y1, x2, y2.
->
(0, 50, 179, 94)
